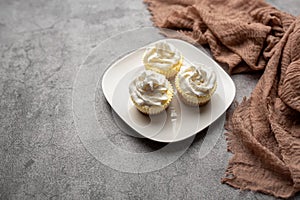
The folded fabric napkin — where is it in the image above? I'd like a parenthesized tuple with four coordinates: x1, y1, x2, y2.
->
(144, 0, 300, 198)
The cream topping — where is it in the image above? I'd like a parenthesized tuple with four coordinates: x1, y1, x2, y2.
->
(129, 70, 170, 106)
(177, 64, 216, 96)
(143, 41, 181, 70)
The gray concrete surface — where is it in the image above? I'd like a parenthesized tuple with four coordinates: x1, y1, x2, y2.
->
(0, 0, 299, 199)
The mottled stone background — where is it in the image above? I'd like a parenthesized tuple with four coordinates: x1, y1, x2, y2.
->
(0, 0, 299, 199)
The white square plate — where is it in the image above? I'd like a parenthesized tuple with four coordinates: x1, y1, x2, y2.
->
(102, 39, 235, 142)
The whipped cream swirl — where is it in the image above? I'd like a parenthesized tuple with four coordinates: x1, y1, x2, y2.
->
(178, 64, 216, 96)
(143, 41, 181, 70)
(129, 70, 170, 106)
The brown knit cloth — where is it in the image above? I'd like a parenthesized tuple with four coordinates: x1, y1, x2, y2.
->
(144, 0, 300, 198)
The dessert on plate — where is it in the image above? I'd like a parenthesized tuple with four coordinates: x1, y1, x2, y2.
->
(143, 41, 183, 79)
(129, 70, 173, 115)
(175, 63, 217, 106)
